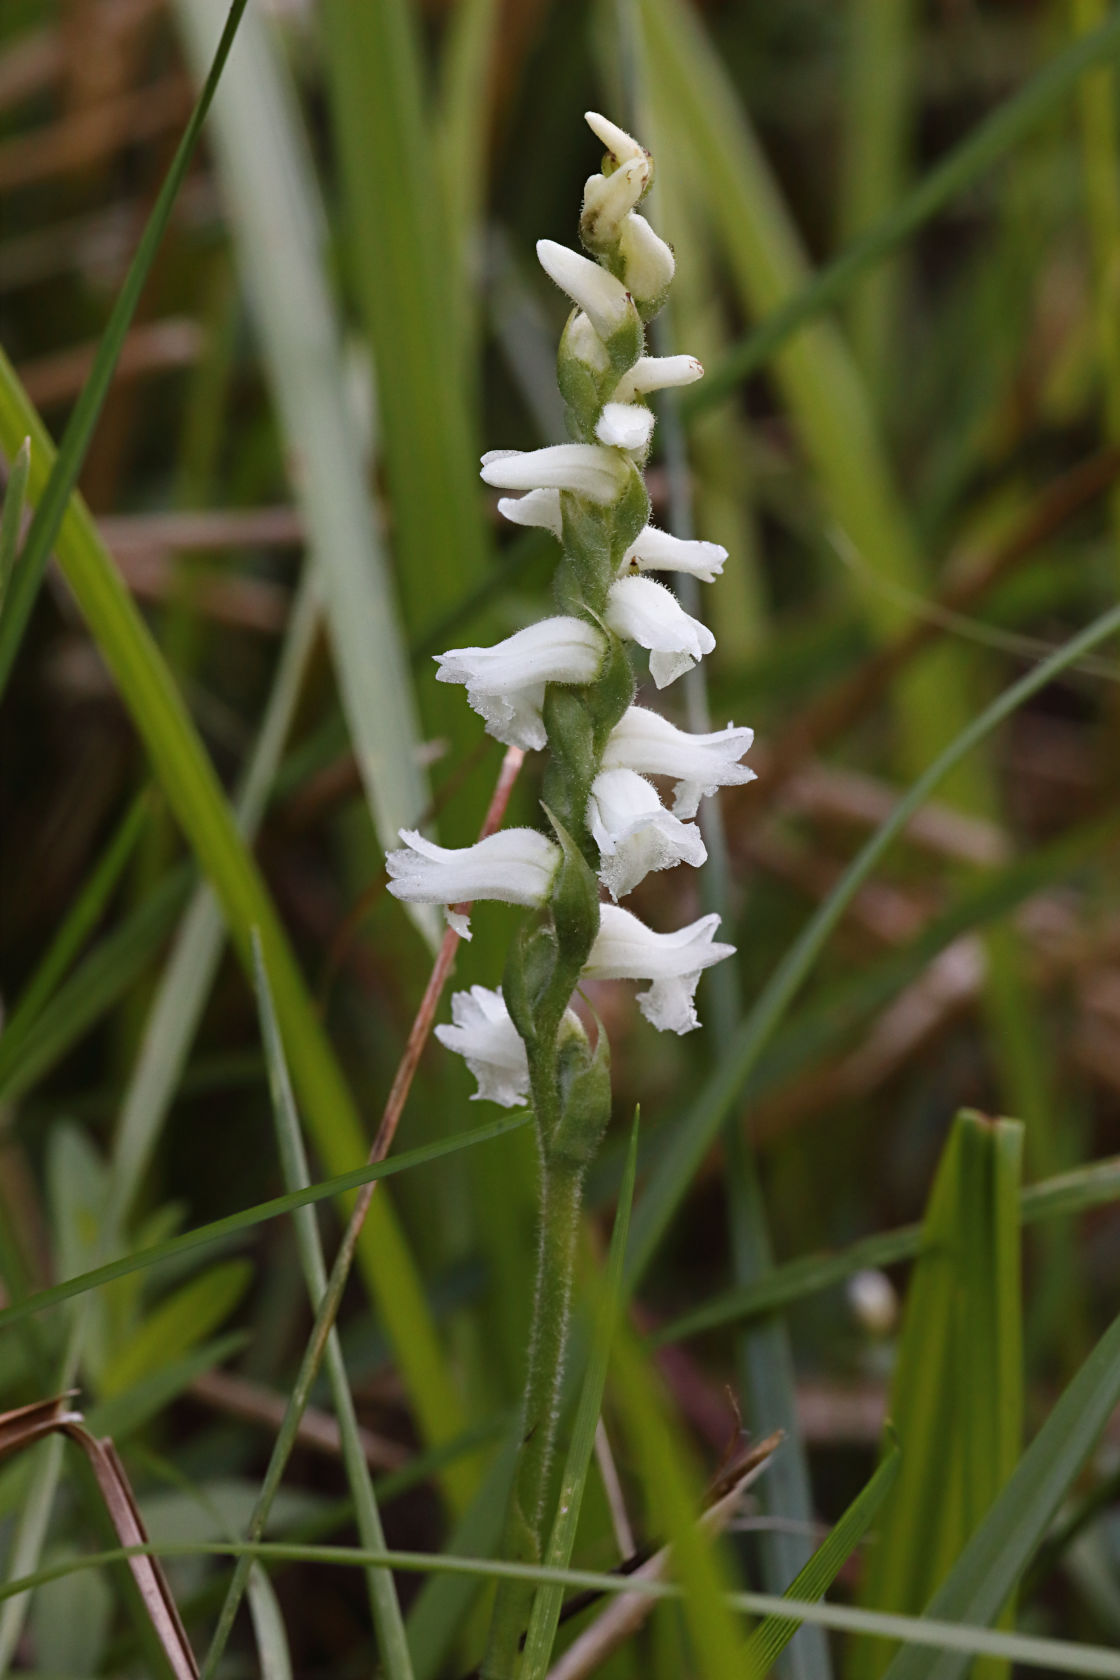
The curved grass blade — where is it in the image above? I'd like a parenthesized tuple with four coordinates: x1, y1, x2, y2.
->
(687, 9, 1120, 412)
(518, 1117, 639, 1679)
(624, 597, 1120, 1293)
(0, 342, 465, 1498)
(0, 789, 152, 1073)
(171, 0, 434, 927)
(0, 0, 250, 699)
(0, 1111, 532, 1337)
(12, 1545, 1119, 1676)
(745, 1442, 902, 1677)
(252, 935, 413, 1680)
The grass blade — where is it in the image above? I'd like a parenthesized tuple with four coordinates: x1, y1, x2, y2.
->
(0, 0, 250, 699)
(745, 1443, 902, 1677)
(624, 597, 1120, 1295)
(851, 1112, 1023, 1680)
(688, 8, 1120, 410)
(0, 1112, 533, 1337)
(0, 436, 29, 616)
(0, 343, 466, 1495)
(171, 0, 435, 934)
(518, 1117, 640, 1678)
(881, 1298, 1120, 1680)
(252, 934, 414, 1680)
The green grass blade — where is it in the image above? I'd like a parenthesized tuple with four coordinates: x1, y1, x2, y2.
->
(851, 1112, 1023, 1680)
(624, 597, 1120, 1295)
(657, 1150, 1120, 1345)
(0, 345, 468, 1501)
(319, 0, 494, 844)
(0, 867, 192, 1104)
(0, 0, 250, 699)
(0, 789, 151, 1068)
(0, 436, 29, 616)
(689, 8, 1120, 411)
(245, 1568, 293, 1680)
(172, 0, 435, 936)
(253, 934, 414, 1680)
(6, 1542, 1120, 1677)
(745, 1443, 902, 1677)
(0, 1112, 532, 1336)
(519, 1116, 640, 1678)
(881, 1299, 1120, 1680)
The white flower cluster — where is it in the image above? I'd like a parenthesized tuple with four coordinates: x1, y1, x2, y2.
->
(386, 112, 756, 1100)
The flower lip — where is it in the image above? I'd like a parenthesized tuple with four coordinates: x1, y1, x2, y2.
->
(435, 985, 531, 1108)
(587, 768, 706, 901)
(584, 903, 735, 1034)
(595, 402, 655, 453)
(435, 617, 605, 750)
(386, 827, 561, 937)
(605, 575, 715, 687)
(497, 488, 563, 537)
(602, 706, 756, 818)
(480, 442, 629, 506)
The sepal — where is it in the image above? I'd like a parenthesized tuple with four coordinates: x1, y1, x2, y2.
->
(549, 1012, 612, 1167)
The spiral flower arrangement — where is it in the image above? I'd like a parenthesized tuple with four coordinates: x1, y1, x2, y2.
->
(384, 110, 756, 1671)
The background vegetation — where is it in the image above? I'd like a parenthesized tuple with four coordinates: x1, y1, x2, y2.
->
(3, 0, 1120, 1674)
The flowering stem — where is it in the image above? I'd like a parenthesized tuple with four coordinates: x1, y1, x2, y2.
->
(482, 1152, 585, 1678)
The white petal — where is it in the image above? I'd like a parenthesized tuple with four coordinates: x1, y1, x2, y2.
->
(623, 525, 727, 583)
(581, 155, 651, 246)
(435, 617, 605, 749)
(602, 706, 756, 818)
(584, 904, 735, 1034)
(587, 768, 706, 900)
(386, 828, 560, 923)
(613, 356, 703, 402)
(435, 986, 530, 1107)
(595, 401, 654, 452)
(536, 240, 633, 341)
(605, 576, 715, 687)
(497, 489, 563, 537)
(480, 442, 629, 505)
(618, 213, 675, 305)
(584, 111, 647, 166)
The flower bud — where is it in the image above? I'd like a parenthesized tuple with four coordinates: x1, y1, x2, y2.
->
(613, 355, 703, 403)
(617, 213, 675, 316)
(623, 524, 727, 583)
(536, 240, 635, 343)
(581, 154, 651, 252)
(595, 401, 655, 454)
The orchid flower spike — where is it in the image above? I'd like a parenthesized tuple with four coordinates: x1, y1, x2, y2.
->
(584, 904, 736, 1034)
(386, 828, 560, 937)
(435, 618, 605, 750)
(602, 706, 756, 818)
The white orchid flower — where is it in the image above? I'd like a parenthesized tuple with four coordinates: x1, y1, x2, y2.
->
(562, 310, 611, 373)
(605, 575, 715, 687)
(497, 488, 563, 537)
(601, 706, 756, 818)
(481, 443, 630, 505)
(386, 828, 560, 938)
(536, 240, 635, 341)
(435, 618, 605, 750)
(584, 903, 736, 1034)
(613, 356, 703, 403)
(617, 212, 675, 304)
(587, 768, 706, 901)
(595, 401, 655, 452)
(622, 524, 727, 583)
(435, 986, 531, 1107)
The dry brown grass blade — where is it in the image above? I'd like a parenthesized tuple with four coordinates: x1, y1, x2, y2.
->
(0, 1396, 199, 1679)
(18, 318, 204, 412)
(0, 74, 193, 191)
(189, 1366, 409, 1471)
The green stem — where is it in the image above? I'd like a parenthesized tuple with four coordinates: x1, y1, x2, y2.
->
(483, 1155, 584, 1678)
